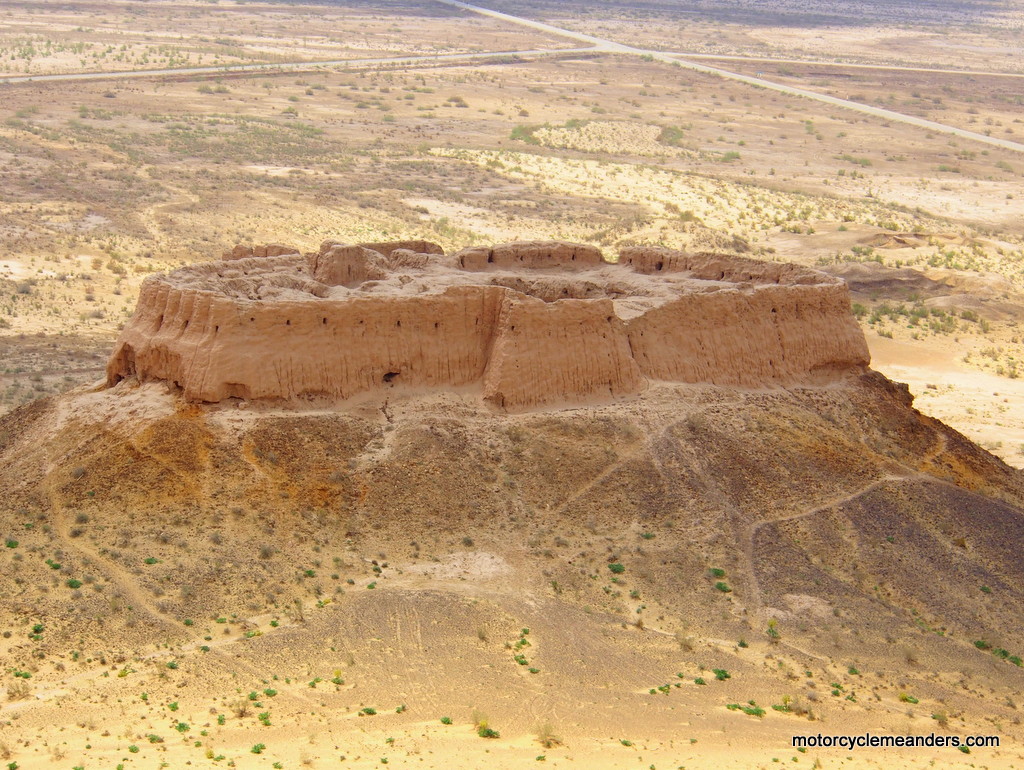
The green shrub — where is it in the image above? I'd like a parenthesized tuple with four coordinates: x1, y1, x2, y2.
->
(510, 125, 540, 144)
(657, 125, 687, 146)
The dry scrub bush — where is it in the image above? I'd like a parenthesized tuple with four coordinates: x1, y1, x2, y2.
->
(231, 699, 251, 718)
(535, 723, 563, 748)
(6, 680, 30, 701)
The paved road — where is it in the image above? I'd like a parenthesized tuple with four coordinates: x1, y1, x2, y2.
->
(0, 46, 597, 85)
(436, 0, 1024, 155)
(3, 0, 1022, 155)
(666, 52, 1024, 80)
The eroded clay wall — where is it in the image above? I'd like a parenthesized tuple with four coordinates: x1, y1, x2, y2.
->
(107, 241, 871, 410)
(457, 241, 605, 270)
(482, 294, 645, 409)
(625, 283, 869, 386)
(111, 283, 508, 402)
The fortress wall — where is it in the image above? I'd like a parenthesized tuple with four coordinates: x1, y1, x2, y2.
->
(625, 282, 870, 387)
(482, 294, 645, 409)
(356, 240, 445, 257)
(107, 241, 872, 409)
(109, 284, 508, 402)
(310, 245, 388, 288)
(457, 241, 605, 270)
(224, 243, 300, 260)
(619, 246, 827, 285)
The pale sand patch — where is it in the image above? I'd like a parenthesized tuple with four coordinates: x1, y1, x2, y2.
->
(52, 380, 179, 437)
(403, 551, 511, 579)
(0, 259, 54, 279)
(870, 334, 1024, 467)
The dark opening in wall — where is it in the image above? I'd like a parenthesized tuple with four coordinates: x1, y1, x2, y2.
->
(382, 372, 399, 383)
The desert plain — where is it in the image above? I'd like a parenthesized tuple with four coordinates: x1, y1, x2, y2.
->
(3, 0, 1024, 768)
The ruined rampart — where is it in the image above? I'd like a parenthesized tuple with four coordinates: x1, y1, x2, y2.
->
(106, 240, 870, 409)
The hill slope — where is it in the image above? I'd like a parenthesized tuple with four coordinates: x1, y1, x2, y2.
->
(2, 371, 1024, 768)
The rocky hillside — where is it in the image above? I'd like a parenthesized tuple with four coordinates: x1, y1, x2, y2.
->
(1, 365, 1023, 767)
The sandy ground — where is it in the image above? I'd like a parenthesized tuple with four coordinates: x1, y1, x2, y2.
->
(1, 1, 1024, 766)
(870, 335, 1024, 468)
(3, 377, 1024, 769)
